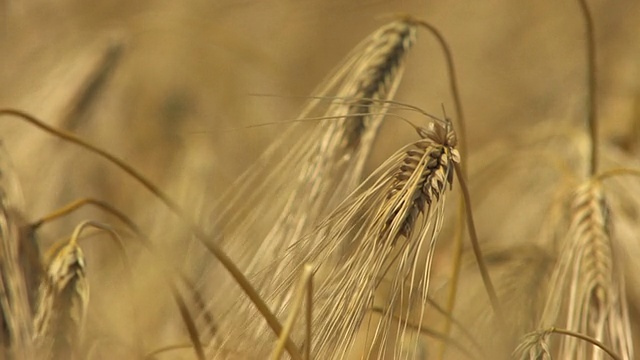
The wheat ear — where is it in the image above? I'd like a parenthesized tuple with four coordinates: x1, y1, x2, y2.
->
(204, 19, 417, 357)
(250, 118, 458, 359)
(0, 147, 36, 359)
(33, 198, 216, 360)
(34, 221, 90, 359)
(536, 181, 632, 359)
(207, 19, 417, 276)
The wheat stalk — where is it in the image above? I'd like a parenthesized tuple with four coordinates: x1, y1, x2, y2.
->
(313, 120, 458, 359)
(515, 327, 623, 360)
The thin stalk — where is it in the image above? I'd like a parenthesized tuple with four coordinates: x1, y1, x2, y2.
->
(409, 19, 469, 359)
(305, 267, 313, 360)
(31, 197, 140, 233)
(577, 0, 598, 175)
(144, 343, 193, 359)
(169, 284, 206, 360)
(454, 163, 502, 323)
(437, 211, 465, 360)
(549, 327, 621, 360)
(271, 265, 313, 360)
(596, 168, 640, 182)
(411, 18, 467, 159)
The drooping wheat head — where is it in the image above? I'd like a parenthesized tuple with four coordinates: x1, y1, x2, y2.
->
(202, 19, 418, 356)
(33, 227, 89, 359)
(230, 118, 460, 359)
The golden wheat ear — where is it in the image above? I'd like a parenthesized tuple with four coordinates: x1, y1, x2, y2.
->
(200, 19, 418, 358)
(245, 118, 459, 359)
(33, 222, 91, 360)
(536, 181, 632, 360)
(199, 18, 418, 280)
(31, 197, 207, 359)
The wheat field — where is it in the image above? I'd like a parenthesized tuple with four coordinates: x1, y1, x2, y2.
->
(1, 0, 640, 359)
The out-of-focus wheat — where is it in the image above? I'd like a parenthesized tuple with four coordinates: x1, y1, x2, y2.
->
(535, 181, 632, 360)
(0, 146, 37, 359)
(34, 223, 89, 360)
(513, 329, 553, 360)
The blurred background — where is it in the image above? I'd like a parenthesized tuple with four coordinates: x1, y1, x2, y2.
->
(2, 0, 638, 210)
(1, 0, 639, 357)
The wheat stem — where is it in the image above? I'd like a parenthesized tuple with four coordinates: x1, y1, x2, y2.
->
(454, 162, 503, 322)
(143, 343, 193, 359)
(169, 284, 205, 360)
(595, 168, 640, 182)
(305, 266, 313, 360)
(410, 18, 467, 160)
(550, 328, 621, 360)
(519, 327, 622, 360)
(31, 198, 140, 232)
(577, 0, 598, 175)
(270, 264, 313, 360)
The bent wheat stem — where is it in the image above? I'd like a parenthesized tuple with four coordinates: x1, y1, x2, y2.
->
(515, 327, 622, 360)
(551, 328, 622, 360)
(144, 343, 194, 360)
(31, 197, 141, 233)
(596, 168, 640, 182)
(454, 162, 502, 321)
(170, 284, 205, 360)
